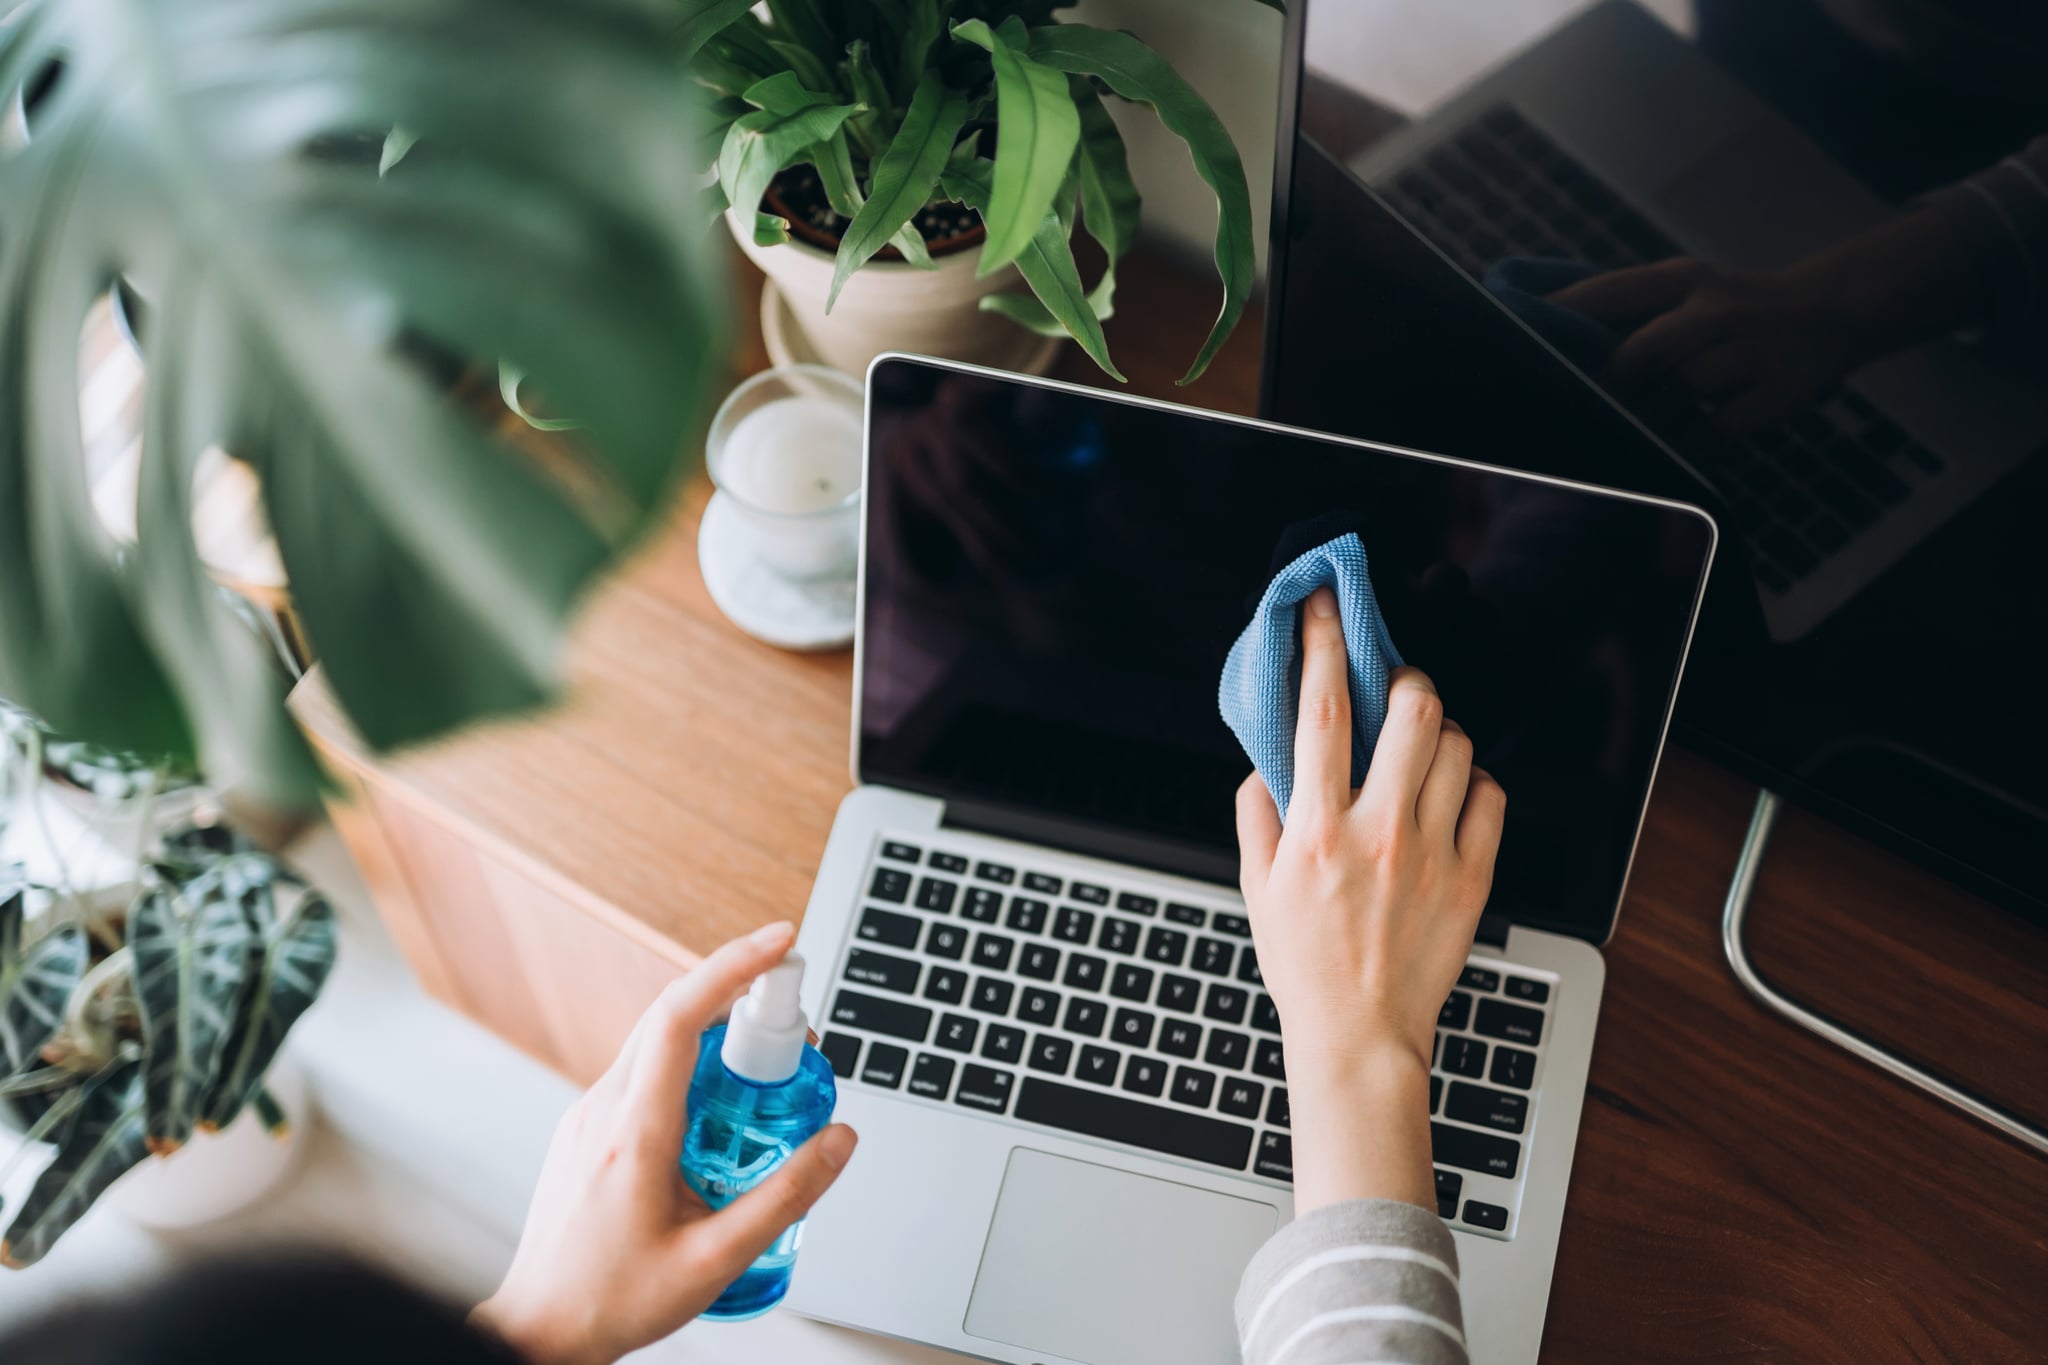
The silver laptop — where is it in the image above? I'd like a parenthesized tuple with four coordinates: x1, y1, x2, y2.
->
(1348, 0, 2048, 643)
(789, 355, 1716, 1365)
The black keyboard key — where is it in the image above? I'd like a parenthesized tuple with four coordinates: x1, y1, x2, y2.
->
(1099, 917, 1141, 956)
(971, 977, 1015, 1016)
(1052, 906, 1096, 944)
(1251, 994, 1281, 1033)
(956, 1064, 1015, 1113)
(1063, 953, 1107, 992)
(914, 877, 957, 914)
(859, 907, 921, 949)
(924, 921, 967, 960)
(1159, 975, 1202, 1013)
(1165, 903, 1207, 927)
(1212, 913, 1252, 938)
(1442, 1036, 1488, 1078)
(868, 867, 911, 903)
(982, 1024, 1025, 1065)
(909, 1052, 954, 1099)
(1114, 892, 1158, 917)
(1159, 1018, 1202, 1058)
(1070, 882, 1110, 905)
(1018, 986, 1061, 1027)
(860, 1042, 908, 1089)
(975, 861, 1015, 885)
(1204, 984, 1249, 1025)
(924, 966, 967, 1005)
(1023, 871, 1063, 895)
(929, 852, 968, 874)
(1435, 1168, 1462, 1219)
(1018, 943, 1061, 981)
(961, 888, 1003, 923)
(1076, 1044, 1120, 1086)
(1491, 1045, 1537, 1090)
(1236, 949, 1263, 987)
(1446, 1081, 1529, 1134)
(1029, 1034, 1073, 1074)
(935, 1013, 978, 1052)
(1432, 1122, 1521, 1178)
(830, 991, 931, 1043)
(1063, 997, 1107, 1038)
(1266, 1086, 1290, 1129)
(1204, 1029, 1250, 1070)
(1144, 927, 1189, 966)
(1253, 1037, 1287, 1080)
(1504, 976, 1550, 1003)
(1459, 966, 1500, 993)
(1475, 999, 1544, 1046)
(1431, 1075, 1442, 1113)
(1218, 1077, 1264, 1119)
(972, 933, 1016, 973)
(1110, 963, 1155, 1002)
(1016, 1077, 1255, 1170)
(1255, 1131, 1293, 1181)
(1006, 897, 1050, 935)
(1192, 938, 1235, 976)
(1121, 1055, 1168, 1097)
(1111, 1007, 1156, 1049)
(1439, 991, 1472, 1030)
(843, 949, 920, 995)
(819, 1032, 860, 1079)
(880, 841, 921, 864)
(1171, 1066, 1217, 1109)
(1463, 1200, 1509, 1232)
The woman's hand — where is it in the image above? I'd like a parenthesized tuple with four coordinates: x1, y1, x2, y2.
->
(473, 922, 857, 1365)
(1235, 587, 1504, 1214)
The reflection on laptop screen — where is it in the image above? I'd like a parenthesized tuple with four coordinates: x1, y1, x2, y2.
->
(859, 359, 1714, 941)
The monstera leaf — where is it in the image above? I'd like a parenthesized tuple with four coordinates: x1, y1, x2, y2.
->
(0, 0, 721, 806)
(0, 1058, 147, 1269)
(129, 864, 258, 1154)
(0, 879, 86, 1079)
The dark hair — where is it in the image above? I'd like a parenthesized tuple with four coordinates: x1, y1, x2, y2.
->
(0, 1249, 525, 1365)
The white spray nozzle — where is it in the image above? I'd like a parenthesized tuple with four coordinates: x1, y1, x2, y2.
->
(721, 953, 811, 1084)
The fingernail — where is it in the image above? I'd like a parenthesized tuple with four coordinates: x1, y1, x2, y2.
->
(820, 1125, 858, 1170)
(749, 920, 795, 946)
(1306, 587, 1337, 619)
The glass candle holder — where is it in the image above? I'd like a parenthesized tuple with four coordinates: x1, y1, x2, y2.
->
(706, 365, 865, 582)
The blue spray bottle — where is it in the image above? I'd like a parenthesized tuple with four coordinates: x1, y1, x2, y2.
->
(680, 953, 837, 1320)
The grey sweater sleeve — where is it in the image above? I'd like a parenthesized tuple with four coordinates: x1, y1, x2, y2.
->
(1924, 134, 2048, 336)
(1236, 1199, 1468, 1365)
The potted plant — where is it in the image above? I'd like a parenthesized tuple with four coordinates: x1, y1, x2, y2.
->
(694, 0, 1270, 383)
(0, 703, 337, 1267)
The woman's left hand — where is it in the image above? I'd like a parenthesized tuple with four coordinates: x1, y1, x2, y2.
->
(473, 922, 857, 1365)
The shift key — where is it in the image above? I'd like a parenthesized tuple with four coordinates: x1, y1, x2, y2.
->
(830, 990, 932, 1043)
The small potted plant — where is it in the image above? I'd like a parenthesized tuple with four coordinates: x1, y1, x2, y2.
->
(0, 704, 336, 1267)
(695, 1, 1270, 383)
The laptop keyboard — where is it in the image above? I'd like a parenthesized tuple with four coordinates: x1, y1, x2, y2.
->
(1378, 103, 1946, 595)
(818, 836, 1554, 1241)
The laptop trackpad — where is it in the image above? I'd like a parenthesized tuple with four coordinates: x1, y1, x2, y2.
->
(964, 1148, 1278, 1365)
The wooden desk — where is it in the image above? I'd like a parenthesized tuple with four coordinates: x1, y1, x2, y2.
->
(294, 249, 2048, 1363)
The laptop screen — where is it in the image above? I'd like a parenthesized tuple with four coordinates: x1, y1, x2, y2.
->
(858, 358, 1714, 943)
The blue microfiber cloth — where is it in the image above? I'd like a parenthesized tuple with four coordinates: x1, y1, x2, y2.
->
(1219, 531, 1403, 823)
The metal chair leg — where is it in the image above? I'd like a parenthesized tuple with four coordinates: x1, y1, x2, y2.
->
(1721, 789, 2048, 1158)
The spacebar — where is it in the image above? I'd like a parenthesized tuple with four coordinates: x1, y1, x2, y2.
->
(1014, 1078, 1255, 1171)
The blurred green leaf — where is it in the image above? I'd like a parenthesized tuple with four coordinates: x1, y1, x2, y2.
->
(130, 863, 259, 1154)
(950, 18, 1079, 278)
(830, 72, 971, 310)
(0, 1059, 146, 1269)
(1028, 23, 1254, 383)
(676, 0, 761, 60)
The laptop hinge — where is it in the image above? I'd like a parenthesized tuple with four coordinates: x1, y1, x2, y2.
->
(1474, 912, 1511, 950)
(938, 798, 1241, 890)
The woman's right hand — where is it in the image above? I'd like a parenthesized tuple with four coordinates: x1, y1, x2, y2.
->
(1235, 586, 1504, 1213)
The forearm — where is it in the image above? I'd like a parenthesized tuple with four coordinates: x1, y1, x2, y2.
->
(1283, 1042, 1437, 1215)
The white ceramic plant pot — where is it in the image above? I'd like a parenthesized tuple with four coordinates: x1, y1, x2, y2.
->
(727, 209, 1044, 376)
(103, 1049, 314, 1231)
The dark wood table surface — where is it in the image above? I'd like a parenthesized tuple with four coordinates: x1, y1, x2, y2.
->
(307, 244, 2048, 1362)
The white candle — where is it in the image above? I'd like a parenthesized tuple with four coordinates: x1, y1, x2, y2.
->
(718, 396, 861, 515)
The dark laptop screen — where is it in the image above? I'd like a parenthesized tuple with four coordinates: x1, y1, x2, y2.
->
(859, 358, 1714, 943)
